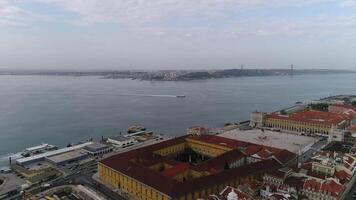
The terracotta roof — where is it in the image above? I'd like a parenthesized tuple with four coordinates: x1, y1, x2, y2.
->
(307, 170, 327, 180)
(334, 170, 351, 183)
(266, 110, 348, 126)
(330, 104, 356, 112)
(240, 179, 262, 191)
(273, 150, 297, 165)
(303, 179, 321, 192)
(255, 148, 273, 159)
(344, 154, 355, 165)
(265, 170, 288, 180)
(284, 177, 306, 190)
(161, 163, 190, 178)
(320, 179, 344, 197)
(100, 135, 287, 198)
(243, 145, 262, 156)
(301, 162, 312, 171)
(348, 125, 356, 132)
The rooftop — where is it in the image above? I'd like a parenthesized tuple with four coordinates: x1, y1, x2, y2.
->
(100, 135, 293, 198)
(266, 110, 348, 126)
(84, 142, 110, 152)
(46, 149, 88, 164)
(108, 135, 131, 141)
(16, 142, 92, 165)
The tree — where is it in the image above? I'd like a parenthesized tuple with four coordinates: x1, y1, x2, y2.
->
(280, 110, 287, 115)
(352, 101, 356, 106)
(310, 103, 329, 112)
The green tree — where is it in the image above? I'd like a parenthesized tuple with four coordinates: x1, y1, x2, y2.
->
(352, 101, 356, 106)
(280, 110, 287, 115)
(310, 103, 329, 112)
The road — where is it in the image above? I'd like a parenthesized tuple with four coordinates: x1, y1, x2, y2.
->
(298, 137, 327, 164)
(4, 162, 124, 200)
(346, 183, 356, 200)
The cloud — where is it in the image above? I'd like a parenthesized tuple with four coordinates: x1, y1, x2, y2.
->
(36, 0, 328, 25)
(0, 0, 46, 27)
(340, 0, 356, 7)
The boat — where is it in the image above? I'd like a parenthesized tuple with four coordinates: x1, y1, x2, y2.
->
(128, 125, 146, 134)
(176, 95, 186, 98)
(21, 143, 57, 157)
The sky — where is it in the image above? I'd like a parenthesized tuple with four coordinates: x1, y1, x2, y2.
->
(1, 0, 356, 70)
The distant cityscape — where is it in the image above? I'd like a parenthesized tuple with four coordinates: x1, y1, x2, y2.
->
(0, 68, 354, 81)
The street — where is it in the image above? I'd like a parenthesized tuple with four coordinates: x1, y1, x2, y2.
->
(298, 137, 327, 164)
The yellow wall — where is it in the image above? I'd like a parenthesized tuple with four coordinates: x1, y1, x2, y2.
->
(265, 118, 331, 135)
(99, 163, 170, 200)
(154, 143, 187, 156)
(186, 138, 231, 157)
(99, 162, 262, 200)
(173, 169, 204, 182)
(312, 162, 335, 176)
(98, 137, 264, 200)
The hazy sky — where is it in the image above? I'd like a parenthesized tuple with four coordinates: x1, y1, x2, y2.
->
(1, 0, 356, 70)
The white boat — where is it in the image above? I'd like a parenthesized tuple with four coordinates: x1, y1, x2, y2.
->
(21, 143, 57, 157)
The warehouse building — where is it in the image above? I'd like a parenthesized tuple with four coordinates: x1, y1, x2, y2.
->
(16, 142, 92, 166)
(46, 149, 89, 166)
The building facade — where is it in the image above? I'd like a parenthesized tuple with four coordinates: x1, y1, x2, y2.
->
(264, 111, 348, 135)
(98, 135, 295, 200)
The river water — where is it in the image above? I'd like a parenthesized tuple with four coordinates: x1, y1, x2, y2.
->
(0, 73, 355, 166)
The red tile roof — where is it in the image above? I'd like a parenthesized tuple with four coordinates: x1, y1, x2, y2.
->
(348, 125, 356, 132)
(265, 170, 288, 180)
(301, 162, 312, 171)
(330, 104, 356, 113)
(255, 148, 273, 159)
(267, 110, 348, 126)
(320, 179, 344, 198)
(273, 150, 297, 165)
(243, 145, 262, 156)
(161, 163, 190, 178)
(100, 135, 289, 198)
(334, 170, 351, 183)
(284, 177, 306, 190)
(240, 179, 262, 191)
(307, 170, 327, 180)
(303, 179, 321, 192)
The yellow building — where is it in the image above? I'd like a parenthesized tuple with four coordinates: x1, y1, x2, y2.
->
(264, 110, 348, 135)
(98, 135, 294, 200)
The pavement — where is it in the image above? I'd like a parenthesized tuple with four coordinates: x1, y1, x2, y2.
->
(298, 138, 327, 164)
(346, 183, 356, 200)
(220, 128, 318, 153)
(0, 173, 26, 198)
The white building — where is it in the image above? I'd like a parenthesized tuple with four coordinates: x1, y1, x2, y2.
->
(107, 136, 137, 147)
(249, 112, 266, 128)
(83, 143, 112, 156)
